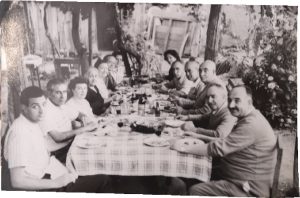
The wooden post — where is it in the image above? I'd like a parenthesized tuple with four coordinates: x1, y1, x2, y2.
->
(163, 19, 173, 52)
(113, 3, 133, 77)
(204, 5, 222, 62)
(88, 8, 92, 66)
(72, 5, 89, 76)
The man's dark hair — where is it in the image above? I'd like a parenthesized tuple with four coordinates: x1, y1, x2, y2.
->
(206, 82, 224, 90)
(233, 84, 253, 99)
(163, 49, 181, 63)
(103, 54, 115, 63)
(20, 86, 45, 106)
(94, 57, 102, 69)
(112, 51, 122, 57)
(69, 77, 88, 91)
(206, 83, 227, 96)
(46, 78, 66, 92)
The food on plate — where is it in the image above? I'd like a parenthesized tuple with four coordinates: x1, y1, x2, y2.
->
(182, 138, 204, 146)
(143, 136, 170, 147)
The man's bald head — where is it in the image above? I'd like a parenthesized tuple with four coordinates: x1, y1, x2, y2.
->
(185, 60, 200, 82)
(199, 60, 216, 83)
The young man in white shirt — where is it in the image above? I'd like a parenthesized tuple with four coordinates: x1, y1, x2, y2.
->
(4, 86, 111, 192)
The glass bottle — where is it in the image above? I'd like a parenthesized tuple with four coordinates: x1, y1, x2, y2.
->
(155, 102, 160, 117)
(138, 95, 145, 116)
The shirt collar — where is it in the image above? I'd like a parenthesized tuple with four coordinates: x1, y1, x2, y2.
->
(47, 98, 64, 110)
(211, 101, 227, 115)
(194, 78, 201, 86)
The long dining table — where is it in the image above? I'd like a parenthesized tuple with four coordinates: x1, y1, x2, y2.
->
(66, 83, 212, 182)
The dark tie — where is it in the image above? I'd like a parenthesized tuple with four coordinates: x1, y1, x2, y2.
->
(94, 86, 100, 94)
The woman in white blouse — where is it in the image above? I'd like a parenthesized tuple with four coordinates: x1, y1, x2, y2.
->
(66, 77, 96, 124)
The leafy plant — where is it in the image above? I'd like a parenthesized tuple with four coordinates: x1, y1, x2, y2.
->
(238, 28, 297, 131)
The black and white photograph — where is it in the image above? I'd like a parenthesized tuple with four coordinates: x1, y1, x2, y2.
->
(0, 0, 298, 197)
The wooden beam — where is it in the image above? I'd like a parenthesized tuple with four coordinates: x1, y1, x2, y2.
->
(88, 8, 92, 66)
(163, 19, 173, 52)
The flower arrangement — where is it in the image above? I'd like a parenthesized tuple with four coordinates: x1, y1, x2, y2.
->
(238, 28, 297, 132)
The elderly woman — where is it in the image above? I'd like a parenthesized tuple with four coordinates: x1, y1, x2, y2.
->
(84, 67, 111, 116)
(164, 49, 181, 81)
(66, 77, 96, 124)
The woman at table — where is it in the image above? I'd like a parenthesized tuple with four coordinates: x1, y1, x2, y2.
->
(84, 67, 111, 116)
(164, 49, 181, 81)
(66, 77, 96, 124)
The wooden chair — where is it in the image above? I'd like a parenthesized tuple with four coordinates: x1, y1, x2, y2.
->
(54, 58, 81, 80)
(1, 123, 14, 191)
(270, 135, 283, 198)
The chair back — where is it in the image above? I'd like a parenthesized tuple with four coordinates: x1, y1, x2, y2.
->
(1, 122, 14, 191)
(271, 134, 283, 197)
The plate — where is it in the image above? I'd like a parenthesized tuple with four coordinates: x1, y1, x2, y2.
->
(164, 120, 185, 128)
(76, 138, 106, 149)
(161, 128, 183, 137)
(143, 136, 170, 147)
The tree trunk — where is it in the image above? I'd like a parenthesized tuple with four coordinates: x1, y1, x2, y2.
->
(1, 4, 28, 120)
(204, 5, 222, 61)
(72, 7, 89, 76)
(113, 4, 132, 77)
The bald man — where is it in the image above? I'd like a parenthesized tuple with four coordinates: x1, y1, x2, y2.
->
(172, 60, 205, 105)
(154, 61, 193, 97)
(180, 83, 237, 142)
(176, 60, 225, 116)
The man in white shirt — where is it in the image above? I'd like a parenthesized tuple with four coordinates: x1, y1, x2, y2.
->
(39, 78, 97, 163)
(153, 61, 194, 97)
(4, 86, 111, 192)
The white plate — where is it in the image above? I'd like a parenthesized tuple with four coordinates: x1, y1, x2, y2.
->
(164, 120, 185, 128)
(76, 138, 106, 149)
(143, 136, 170, 147)
(161, 128, 183, 137)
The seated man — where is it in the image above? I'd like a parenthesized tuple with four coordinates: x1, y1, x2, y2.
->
(39, 78, 97, 163)
(170, 60, 204, 110)
(85, 67, 113, 116)
(4, 86, 111, 192)
(96, 57, 117, 92)
(104, 54, 124, 85)
(113, 51, 126, 81)
(172, 85, 277, 197)
(176, 60, 225, 115)
(153, 61, 193, 97)
(184, 60, 205, 100)
(179, 83, 237, 142)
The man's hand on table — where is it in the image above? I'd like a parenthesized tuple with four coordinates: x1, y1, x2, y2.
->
(182, 131, 197, 138)
(181, 121, 197, 132)
(152, 84, 162, 90)
(176, 114, 189, 121)
(176, 106, 188, 115)
(169, 94, 182, 105)
(82, 122, 98, 132)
